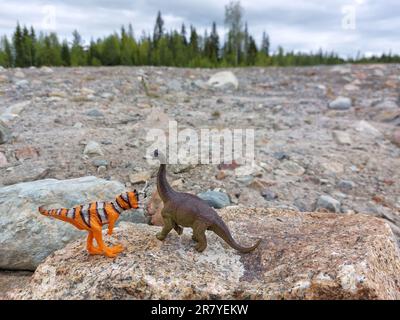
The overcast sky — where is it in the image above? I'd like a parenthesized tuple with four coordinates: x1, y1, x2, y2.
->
(0, 0, 399, 57)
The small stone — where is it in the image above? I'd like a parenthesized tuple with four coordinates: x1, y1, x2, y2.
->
(92, 159, 108, 167)
(207, 71, 239, 89)
(316, 195, 341, 213)
(234, 165, 262, 177)
(14, 70, 25, 78)
(216, 170, 226, 180)
(391, 129, 400, 147)
(354, 120, 382, 138)
(100, 92, 113, 99)
(129, 171, 152, 184)
(0, 152, 8, 167)
(261, 190, 278, 201)
(328, 97, 352, 110)
(278, 161, 305, 176)
(248, 178, 275, 191)
(73, 122, 83, 129)
(337, 180, 355, 192)
(15, 146, 39, 160)
(15, 79, 29, 87)
(97, 166, 107, 174)
(333, 131, 352, 145)
(40, 66, 53, 74)
(216, 98, 224, 104)
(86, 109, 104, 117)
(197, 190, 231, 209)
(83, 141, 103, 156)
(273, 151, 289, 160)
(0, 120, 11, 144)
(171, 178, 185, 188)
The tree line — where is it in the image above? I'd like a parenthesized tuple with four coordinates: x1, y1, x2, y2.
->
(0, 1, 399, 68)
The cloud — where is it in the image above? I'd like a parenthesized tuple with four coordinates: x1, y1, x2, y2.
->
(0, 0, 398, 56)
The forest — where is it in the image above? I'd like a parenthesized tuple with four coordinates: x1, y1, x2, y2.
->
(1, 1, 399, 68)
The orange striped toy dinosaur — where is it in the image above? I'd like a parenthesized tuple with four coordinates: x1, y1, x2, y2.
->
(39, 190, 139, 258)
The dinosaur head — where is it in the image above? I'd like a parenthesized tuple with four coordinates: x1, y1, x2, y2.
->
(153, 149, 167, 164)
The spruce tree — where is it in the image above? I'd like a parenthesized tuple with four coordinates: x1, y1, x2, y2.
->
(153, 11, 164, 45)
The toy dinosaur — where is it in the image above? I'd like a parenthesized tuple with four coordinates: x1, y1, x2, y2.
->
(152, 149, 261, 253)
(39, 191, 139, 258)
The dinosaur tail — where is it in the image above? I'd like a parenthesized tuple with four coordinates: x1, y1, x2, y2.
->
(209, 220, 261, 253)
(38, 206, 64, 220)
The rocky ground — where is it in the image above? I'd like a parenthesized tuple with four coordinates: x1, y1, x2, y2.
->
(1, 64, 399, 298)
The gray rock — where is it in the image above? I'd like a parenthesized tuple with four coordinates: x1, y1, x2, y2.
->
(261, 190, 278, 201)
(197, 190, 231, 209)
(337, 180, 355, 192)
(278, 160, 305, 176)
(15, 79, 29, 87)
(167, 79, 182, 91)
(0, 176, 125, 270)
(92, 159, 109, 167)
(316, 195, 341, 213)
(207, 71, 238, 89)
(333, 131, 352, 145)
(0, 120, 11, 144)
(328, 97, 352, 110)
(86, 109, 104, 117)
(83, 141, 103, 156)
(273, 151, 289, 160)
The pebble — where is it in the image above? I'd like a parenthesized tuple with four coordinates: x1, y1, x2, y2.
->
(86, 109, 104, 117)
(337, 180, 355, 192)
(391, 129, 400, 147)
(261, 190, 278, 201)
(97, 166, 107, 174)
(129, 171, 152, 184)
(197, 190, 231, 209)
(0, 152, 8, 167)
(83, 141, 104, 156)
(278, 161, 305, 176)
(328, 97, 352, 110)
(92, 159, 108, 167)
(273, 151, 289, 160)
(333, 131, 352, 145)
(0, 120, 11, 144)
(316, 195, 341, 213)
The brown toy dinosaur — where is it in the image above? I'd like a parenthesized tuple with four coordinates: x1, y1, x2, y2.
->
(153, 149, 261, 253)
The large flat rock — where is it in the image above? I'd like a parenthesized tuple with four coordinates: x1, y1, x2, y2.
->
(11, 207, 400, 299)
(0, 176, 126, 270)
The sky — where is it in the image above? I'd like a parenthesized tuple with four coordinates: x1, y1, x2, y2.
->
(0, 0, 399, 57)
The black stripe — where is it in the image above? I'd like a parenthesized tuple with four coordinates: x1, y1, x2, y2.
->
(111, 202, 121, 215)
(116, 196, 127, 210)
(72, 207, 76, 219)
(80, 205, 91, 228)
(95, 202, 103, 223)
(126, 193, 133, 208)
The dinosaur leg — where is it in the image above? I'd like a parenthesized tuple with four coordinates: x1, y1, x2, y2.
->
(156, 216, 174, 240)
(107, 217, 123, 252)
(192, 221, 208, 252)
(86, 231, 102, 255)
(173, 222, 183, 235)
(92, 227, 123, 258)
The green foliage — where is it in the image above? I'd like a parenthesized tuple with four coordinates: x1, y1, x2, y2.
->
(1, 9, 399, 69)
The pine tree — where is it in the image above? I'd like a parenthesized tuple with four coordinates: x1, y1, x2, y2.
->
(70, 30, 86, 66)
(224, 0, 244, 65)
(180, 23, 187, 46)
(101, 34, 120, 65)
(189, 25, 199, 62)
(153, 11, 164, 45)
(246, 36, 257, 65)
(61, 40, 71, 66)
(13, 23, 24, 67)
(261, 31, 270, 56)
(0, 36, 13, 67)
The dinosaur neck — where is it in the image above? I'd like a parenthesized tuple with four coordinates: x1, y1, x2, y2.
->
(157, 163, 175, 202)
